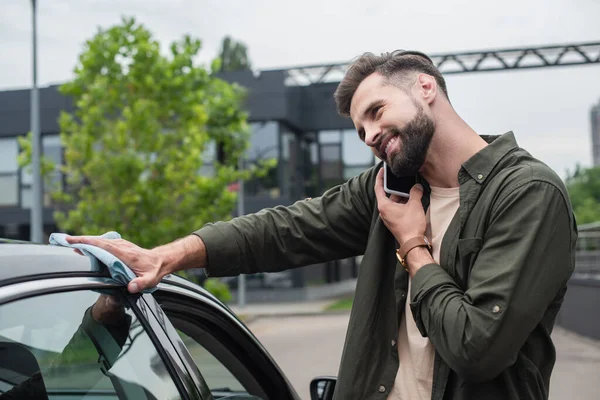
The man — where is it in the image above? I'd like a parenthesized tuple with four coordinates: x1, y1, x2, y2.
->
(67, 50, 577, 399)
(1, 294, 132, 399)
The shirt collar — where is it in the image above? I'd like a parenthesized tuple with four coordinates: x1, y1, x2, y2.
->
(460, 131, 519, 184)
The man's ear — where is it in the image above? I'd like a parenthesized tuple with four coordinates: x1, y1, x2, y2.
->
(416, 74, 437, 105)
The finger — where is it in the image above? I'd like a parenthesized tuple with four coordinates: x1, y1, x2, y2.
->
(128, 276, 155, 294)
(66, 235, 98, 245)
(407, 184, 424, 205)
(389, 194, 408, 204)
(374, 168, 390, 204)
(73, 248, 84, 256)
(67, 236, 125, 258)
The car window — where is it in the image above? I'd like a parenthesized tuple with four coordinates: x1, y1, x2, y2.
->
(177, 329, 246, 392)
(154, 292, 276, 400)
(173, 323, 266, 400)
(0, 289, 182, 400)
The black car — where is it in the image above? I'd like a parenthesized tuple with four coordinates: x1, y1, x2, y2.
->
(0, 240, 336, 400)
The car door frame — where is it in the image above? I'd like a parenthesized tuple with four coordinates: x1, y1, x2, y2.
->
(0, 276, 204, 400)
(143, 279, 301, 400)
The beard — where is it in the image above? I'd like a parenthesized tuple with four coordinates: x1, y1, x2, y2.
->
(387, 103, 435, 177)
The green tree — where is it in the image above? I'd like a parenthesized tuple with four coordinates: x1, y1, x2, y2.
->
(565, 164, 600, 224)
(218, 35, 251, 72)
(19, 18, 274, 298)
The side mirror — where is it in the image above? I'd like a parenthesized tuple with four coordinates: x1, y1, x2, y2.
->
(309, 376, 337, 400)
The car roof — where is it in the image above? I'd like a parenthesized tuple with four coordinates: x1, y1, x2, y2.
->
(0, 239, 217, 303)
(0, 240, 110, 284)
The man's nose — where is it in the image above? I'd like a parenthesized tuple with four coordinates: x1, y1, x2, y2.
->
(364, 125, 382, 148)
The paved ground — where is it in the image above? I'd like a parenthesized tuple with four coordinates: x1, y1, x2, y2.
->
(247, 314, 347, 400)
(550, 326, 600, 400)
(243, 312, 600, 400)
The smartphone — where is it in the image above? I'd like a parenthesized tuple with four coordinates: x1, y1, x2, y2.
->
(383, 162, 417, 198)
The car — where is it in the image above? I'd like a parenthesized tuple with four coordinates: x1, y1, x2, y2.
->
(0, 240, 337, 400)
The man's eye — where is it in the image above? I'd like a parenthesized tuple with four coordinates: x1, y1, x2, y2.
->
(373, 106, 382, 119)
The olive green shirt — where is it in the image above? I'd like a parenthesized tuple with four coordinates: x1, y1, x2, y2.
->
(195, 132, 577, 400)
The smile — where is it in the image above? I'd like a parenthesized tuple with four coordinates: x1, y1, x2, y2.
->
(384, 136, 398, 159)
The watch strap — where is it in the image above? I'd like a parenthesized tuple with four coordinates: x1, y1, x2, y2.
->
(396, 236, 432, 268)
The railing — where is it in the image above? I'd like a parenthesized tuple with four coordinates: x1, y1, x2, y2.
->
(280, 41, 600, 86)
(574, 231, 600, 279)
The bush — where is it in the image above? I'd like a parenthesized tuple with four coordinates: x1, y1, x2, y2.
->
(203, 278, 233, 303)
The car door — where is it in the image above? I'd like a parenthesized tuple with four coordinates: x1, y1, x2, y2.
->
(140, 278, 300, 400)
(0, 276, 202, 400)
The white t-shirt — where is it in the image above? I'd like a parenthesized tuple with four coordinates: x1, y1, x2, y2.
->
(388, 186, 460, 400)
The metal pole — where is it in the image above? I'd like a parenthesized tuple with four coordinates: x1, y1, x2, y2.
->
(237, 156, 246, 307)
(30, 0, 44, 243)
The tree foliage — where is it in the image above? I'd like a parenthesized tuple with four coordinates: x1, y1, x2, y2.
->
(565, 164, 600, 225)
(19, 17, 273, 251)
(217, 36, 251, 72)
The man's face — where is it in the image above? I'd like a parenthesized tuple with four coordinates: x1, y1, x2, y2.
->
(350, 73, 435, 177)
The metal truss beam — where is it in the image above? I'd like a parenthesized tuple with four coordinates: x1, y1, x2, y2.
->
(282, 41, 600, 86)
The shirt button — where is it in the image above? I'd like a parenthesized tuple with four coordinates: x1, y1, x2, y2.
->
(477, 173, 484, 180)
(391, 339, 396, 347)
(379, 385, 386, 393)
(492, 305, 501, 313)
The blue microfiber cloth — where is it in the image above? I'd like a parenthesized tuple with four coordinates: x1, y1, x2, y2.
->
(49, 231, 156, 294)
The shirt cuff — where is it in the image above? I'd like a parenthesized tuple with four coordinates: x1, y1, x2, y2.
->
(410, 263, 455, 337)
(193, 222, 244, 278)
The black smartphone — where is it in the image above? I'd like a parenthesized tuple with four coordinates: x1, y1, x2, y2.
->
(383, 162, 417, 198)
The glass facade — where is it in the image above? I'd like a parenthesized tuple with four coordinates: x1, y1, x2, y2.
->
(21, 135, 63, 209)
(244, 121, 280, 198)
(0, 138, 19, 207)
(241, 126, 374, 201)
(199, 140, 216, 177)
(317, 129, 374, 191)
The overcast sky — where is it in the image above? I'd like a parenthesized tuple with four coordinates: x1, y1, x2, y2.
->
(2, 0, 600, 179)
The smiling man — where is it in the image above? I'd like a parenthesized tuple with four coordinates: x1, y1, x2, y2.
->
(67, 50, 577, 400)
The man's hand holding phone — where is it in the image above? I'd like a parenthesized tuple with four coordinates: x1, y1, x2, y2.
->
(383, 162, 416, 199)
(376, 167, 433, 275)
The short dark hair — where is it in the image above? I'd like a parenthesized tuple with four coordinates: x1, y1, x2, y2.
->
(334, 50, 449, 117)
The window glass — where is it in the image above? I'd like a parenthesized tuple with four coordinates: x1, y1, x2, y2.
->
(20, 135, 64, 207)
(42, 135, 63, 193)
(248, 122, 278, 161)
(0, 175, 18, 206)
(20, 186, 32, 209)
(202, 141, 216, 164)
(178, 330, 246, 392)
(281, 131, 296, 197)
(0, 138, 17, 173)
(0, 289, 182, 400)
(318, 130, 340, 144)
(344, 165, 370, 180)
(342, 129, 373, 165)
(159, 308, 268, 400)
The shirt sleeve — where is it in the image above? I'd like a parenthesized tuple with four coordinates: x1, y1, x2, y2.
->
(194, 165, 378, 277)
(409, 179, 576, 383)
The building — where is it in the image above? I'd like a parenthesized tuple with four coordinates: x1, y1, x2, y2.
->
(0, 68, 374, 299)
(592, 98, 600, 166)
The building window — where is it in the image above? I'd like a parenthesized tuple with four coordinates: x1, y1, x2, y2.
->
(244, 122, 280, 198)
(248, 121, 278, 161)
(281, 129, 297, 198)
(199, 141, 216, 177)
(20, 135, 63, 209)
(342, 129, 374, 179)
(316, 129, 374, 192)
(0, 138, 19, 206)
